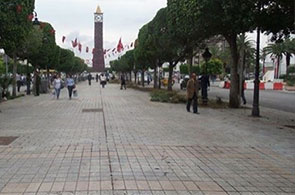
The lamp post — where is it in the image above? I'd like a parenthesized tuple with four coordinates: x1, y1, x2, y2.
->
(32, 11, 40, 26)
(202, 48, 212, 74)
(201, 48, 212, 105)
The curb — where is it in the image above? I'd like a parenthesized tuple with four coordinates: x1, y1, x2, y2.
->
(220, 81, 284, 90)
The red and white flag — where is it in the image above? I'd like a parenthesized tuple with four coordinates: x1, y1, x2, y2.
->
(72, 38, 78, 48)
(62, 36, 66, 43)
(78, 43, 82, 52)
(117, 38, 124, 53)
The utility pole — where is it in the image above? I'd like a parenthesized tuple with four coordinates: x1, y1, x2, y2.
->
(252, 28, 261, 117)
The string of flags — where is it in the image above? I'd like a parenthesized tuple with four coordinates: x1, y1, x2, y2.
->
(61, 36, 135, 59)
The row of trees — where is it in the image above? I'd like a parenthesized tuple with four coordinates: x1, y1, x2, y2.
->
(111, 0, 294, 108)
(0, 0, 88, 97)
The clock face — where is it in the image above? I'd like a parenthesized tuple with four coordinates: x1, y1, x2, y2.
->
(95, 15, 103, 22)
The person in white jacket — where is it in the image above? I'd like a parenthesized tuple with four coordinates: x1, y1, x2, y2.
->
(53, 75, 62, 99)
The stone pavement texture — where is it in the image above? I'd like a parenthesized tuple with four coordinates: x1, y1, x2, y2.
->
(0, 82, 294, 195)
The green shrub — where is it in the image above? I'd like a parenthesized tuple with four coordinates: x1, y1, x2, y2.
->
(150, 90, 185, 104)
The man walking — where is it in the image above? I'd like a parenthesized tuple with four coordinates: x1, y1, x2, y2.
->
(120, 74, 127, 90)
(186, 73, 200, 114)
(87, 73, 92, 86)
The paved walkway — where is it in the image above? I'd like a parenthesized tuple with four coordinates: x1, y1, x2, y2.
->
(0, 82, 294, 195)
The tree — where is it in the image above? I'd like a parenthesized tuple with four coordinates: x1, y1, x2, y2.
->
(193, 0, 256, 108)
(134, 24, 153, 87)
(263, 41, 285, 79)
(0, 58, 5, 75)
(56, 48, 75, 74)
(283, 38, 295, 76)
(167, 1, 205, 75)
(0, 0, 35, 97)
(200, 58, 223, 75)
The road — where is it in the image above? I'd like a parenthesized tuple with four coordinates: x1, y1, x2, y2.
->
(208, 86, 295, 113)
(172, 82, 295, 113)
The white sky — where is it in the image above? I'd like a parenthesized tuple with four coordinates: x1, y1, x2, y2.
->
(35, 0, 167, 65)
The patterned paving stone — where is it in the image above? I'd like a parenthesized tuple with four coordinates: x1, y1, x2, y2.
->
(0, 82, 294, 195)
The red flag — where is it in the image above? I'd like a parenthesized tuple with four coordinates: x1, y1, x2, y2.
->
(50, 29, 55, 35)
(62, 36, 66, 43)
(72, 38, 78, 48)
(78, 43, 82, 52)
(27, 14, 34, 21)
(16, 5, 22, 13)
(86, 47, 89, 53)
(117, 38, 124, 53)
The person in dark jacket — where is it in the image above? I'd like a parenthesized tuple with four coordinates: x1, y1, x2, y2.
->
(186, 73, 200, 114)
(87, 73, 92, 86)
(121, 74, 127, 90)
(96, 74, 99, 83)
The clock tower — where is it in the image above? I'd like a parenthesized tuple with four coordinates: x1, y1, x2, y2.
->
(93, 5, 105, 72)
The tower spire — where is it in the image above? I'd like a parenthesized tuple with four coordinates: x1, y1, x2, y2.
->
(96, 5, 103, 14)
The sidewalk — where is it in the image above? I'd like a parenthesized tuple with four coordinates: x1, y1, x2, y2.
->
(0, 82, 294, 195)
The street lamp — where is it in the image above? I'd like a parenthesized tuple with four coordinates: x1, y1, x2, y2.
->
(32, 11, 40, 27)
(202, 48, 212, 73)
(201, 48, 212, 105)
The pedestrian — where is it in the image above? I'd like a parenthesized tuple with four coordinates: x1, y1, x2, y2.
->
(88, 73, 92, 86)
(200, 74, 210, 104)
(96, 74, 99, 83)
(66, 74, 75, 100)
(16, 73, 22, 92)
(238, 74, 247, 105)
(53, 75, 62, 99)
(186, 73, 200, 114)
(120, 74, 127, 90)
(100, 73, 107, 88)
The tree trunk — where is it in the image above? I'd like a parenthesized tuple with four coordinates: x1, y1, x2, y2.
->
(141, 70, 145, 87)
(168, 62, 174, 91)
(47, 66, 50, 89)
(187, 55, 193, 75)
(286, 52, 291, 77)
(12, 54, 17, 97)
(153, 66, 158, 89)
(158, 66, 162, 89)
(225, 35, 240, 108)
(276, 56, 280, 79)
(134, 71, 137, 84)
(129, 71, 132, 83)
(33, 68, 37, 96)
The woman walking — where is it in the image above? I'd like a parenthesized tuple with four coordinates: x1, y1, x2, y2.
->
(100, 73, 107, 88)
(66, 74, 75, 100)
(53, 75, 62, 100)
